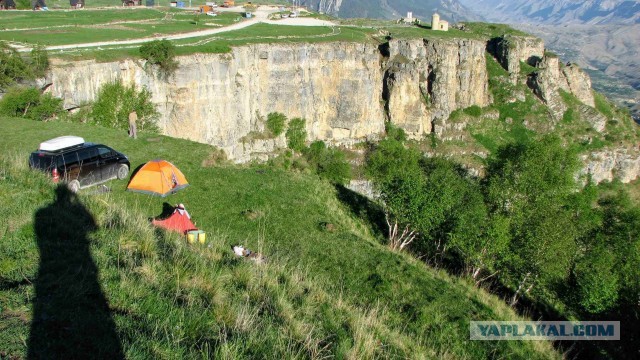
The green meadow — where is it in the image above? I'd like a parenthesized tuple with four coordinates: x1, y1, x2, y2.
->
(0, 117, 559, 358)
(0, 9, 242, 46)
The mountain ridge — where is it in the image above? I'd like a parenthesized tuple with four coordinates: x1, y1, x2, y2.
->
(301, 0, 476, 22)
(458, 0, 640, 25)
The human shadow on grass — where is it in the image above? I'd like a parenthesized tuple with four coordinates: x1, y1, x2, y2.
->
(154, 202, 177, 220)
(28, 185, 124, 359)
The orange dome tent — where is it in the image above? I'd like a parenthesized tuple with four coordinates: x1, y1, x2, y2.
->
(127, 159, 189, 197)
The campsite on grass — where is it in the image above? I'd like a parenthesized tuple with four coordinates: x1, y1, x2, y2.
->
(1, 117, 565, 358)
(127, 159, 189, 197)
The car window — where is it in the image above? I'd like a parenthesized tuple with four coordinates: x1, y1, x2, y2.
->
(30, 153, 55, 170)
(97, 146, 112, 158)
(77, 148, 98, 163)
(59, 153, 71, 167)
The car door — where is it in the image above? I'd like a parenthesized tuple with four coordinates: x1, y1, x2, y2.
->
(96, 146, 117, 181)
(76, 147, 100, 187)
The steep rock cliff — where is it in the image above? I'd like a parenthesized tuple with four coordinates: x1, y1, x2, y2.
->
(561, 63, 595, 107)
(527, 56, 570, 118)
(50, 42, 386, 162)
(50, 39, 492, 160)
(527, 56, 604, 130)
(491, 34, 544, 84)
(384, 38, 490, 138)
(580, 149, 640, 184)
(46, 35, 639, 184)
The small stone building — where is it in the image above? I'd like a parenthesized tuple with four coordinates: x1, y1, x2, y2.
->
(403, 11, 415, 24)
(431, 13, 449, 31)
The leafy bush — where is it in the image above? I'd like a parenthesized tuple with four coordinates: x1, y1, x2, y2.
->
(0, 43, 49, 89)
(286, 117, 306, 152)
(385, 122, 407, 142)
(0, 44, 32, 89)
(463, 105, 482, 117)
(266, 112, 286, 137)
(139, 40, 178, 78)
(0, 87, 63, 121)
(304, 141, 351, 185)
(573, 246, 619, 313)
(30, 93, 63, 121)
(89, 80, 159, 132)
(29, 45, 49, 78)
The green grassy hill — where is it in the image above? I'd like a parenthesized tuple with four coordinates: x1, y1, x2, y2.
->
(0, 117, 559, 358)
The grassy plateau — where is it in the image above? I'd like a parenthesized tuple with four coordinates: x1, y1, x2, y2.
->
(0, 117, 559, 358)
(0, 8, 242, 46)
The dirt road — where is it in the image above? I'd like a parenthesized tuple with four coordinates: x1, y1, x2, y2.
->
(34, 6, 336, 52)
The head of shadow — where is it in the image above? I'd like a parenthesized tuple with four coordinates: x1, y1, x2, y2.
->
(28, 184, 124, 359)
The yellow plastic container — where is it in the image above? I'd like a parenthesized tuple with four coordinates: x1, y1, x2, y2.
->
(186, 231, 196, 244)
(186, 230, 206, 244)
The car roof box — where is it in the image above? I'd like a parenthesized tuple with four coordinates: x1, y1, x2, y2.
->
(39, 136, 85, 152)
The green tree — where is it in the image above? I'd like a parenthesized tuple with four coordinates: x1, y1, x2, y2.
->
(584, 192, 640, 311)
(139, 40, 178, 78)
(366, 139, 487, 258)
(89, 80, 159, 132)
(414, 158, 487, 266)
(0, 87, 62, 121)
(366, 138, 424, 250)
(0, 87, 39, 116)
(304, 141, 351, 185)
(286, 117, 306, 152)
(29, 44, 49, 78)
(573, 243, 619, 313)
(485, 136, 580, 304)
(266, 112, 287, 137)
(0, 44, 31, 89)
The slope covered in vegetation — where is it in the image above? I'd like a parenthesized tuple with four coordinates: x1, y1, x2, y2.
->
(0, 117, 559, 358)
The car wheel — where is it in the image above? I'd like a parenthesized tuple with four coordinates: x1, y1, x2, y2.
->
(68, 180, 80, 193)
(117, 164, 129, 180)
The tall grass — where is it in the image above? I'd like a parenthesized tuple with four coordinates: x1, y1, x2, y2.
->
(0, 117, 560, 358)
(0, 153, 429, 358)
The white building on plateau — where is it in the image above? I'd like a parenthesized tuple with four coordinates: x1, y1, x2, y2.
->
(431, 13, 449, 31)
(403, 11, 416, 24)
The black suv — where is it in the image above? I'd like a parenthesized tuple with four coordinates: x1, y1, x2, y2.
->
(30, 139, 130, 192)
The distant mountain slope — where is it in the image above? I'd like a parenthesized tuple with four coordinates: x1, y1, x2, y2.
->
(460, 0, 640, 25)
(459, 0, 640, 120)
(301, 0, 475, 22)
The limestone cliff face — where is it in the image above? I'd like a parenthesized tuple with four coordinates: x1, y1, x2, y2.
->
(527, 56, 604, 131)
(492, 35, 544, 84)
(49, 39, 493, 160)
(561, 63, 594, 107)
(46, 36, 638, 183)
(384, 38, 490, 138)
(579, 149, 640, 184)
(527, 56, 570, 118)
(50, 42, 386, 162)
